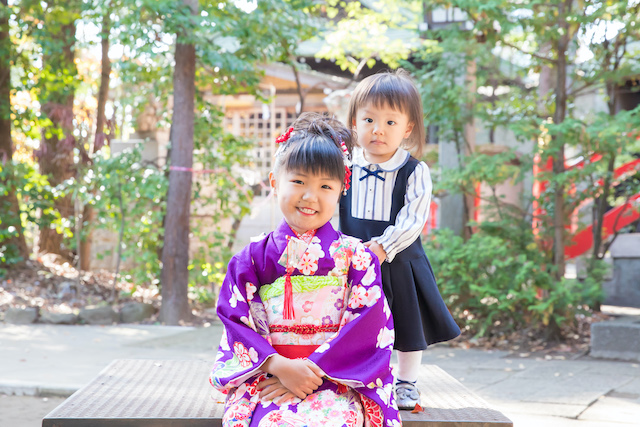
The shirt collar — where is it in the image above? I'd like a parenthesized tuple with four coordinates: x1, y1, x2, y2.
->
(352, 147, 410, 172)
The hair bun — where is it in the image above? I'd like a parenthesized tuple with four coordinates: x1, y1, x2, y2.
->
(291, 113, 353, 156)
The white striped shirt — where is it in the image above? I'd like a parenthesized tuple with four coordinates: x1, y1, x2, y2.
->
(350, 147, 433, 262)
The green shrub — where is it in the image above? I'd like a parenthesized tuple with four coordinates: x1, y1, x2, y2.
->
(0, 161, 62, 266)
(425, 228, 604, 338)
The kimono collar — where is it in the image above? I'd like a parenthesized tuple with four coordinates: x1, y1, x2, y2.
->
(273, 219, 337, 254)
(273, 220, 338, 320)
(292, 229, 316, 243)
(352, 147, 410, 172)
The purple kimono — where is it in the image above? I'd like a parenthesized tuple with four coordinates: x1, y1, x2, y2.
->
(210, 220, 401, 427)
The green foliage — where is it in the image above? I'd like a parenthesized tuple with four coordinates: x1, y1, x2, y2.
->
(188, 102, 255, 296)
(425, 228, 604, 338)
(3, 0, 314, 307)
(438, 148, 527, 200)
(63, 110, 254, 301)
(409, 0, 639, 338)
(113, 0, 317, 115)
(79, 147, 168, 287)
(0, 161, 62, 264)
(316, 0, 421, 73)
(19, 0, 84, 106)
(90, 0, 316, 302)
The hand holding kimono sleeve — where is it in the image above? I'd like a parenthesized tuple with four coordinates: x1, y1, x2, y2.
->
(209, 244, 276, 392)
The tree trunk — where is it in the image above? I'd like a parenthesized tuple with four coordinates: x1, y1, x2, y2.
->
(291, 62, 304, 116)
(536, 54, 552, 237)
(80, 10, 111, 271)
(591, 38, 623, 264)
(94, 11, 111, 154)
(591, 155, 615, 261)
(463, 59, 477, 240)
(551, 0, 571, 280)
(0, 0, 28, 262)
(159, 0, 198, 325)
(37, 17, 77, 258)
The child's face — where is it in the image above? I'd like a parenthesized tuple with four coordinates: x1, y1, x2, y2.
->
(353, 102, 414, 164)
(269, 168, 342, 235)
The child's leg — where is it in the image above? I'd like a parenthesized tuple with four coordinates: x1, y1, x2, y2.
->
(396, 350, 422, 382)
(395, 350, 422, 409)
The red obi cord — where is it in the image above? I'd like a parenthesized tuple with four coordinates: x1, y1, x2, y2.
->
(273, 345, 320, 359)
(270, 324, 340, 334)
(283, 270, 295, 320)
(282, 230, 316, 320)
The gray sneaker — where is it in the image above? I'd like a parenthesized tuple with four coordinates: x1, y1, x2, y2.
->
(395, 381, 421, 410)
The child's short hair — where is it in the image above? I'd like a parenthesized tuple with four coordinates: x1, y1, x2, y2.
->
(273, 112, 354, 184)
(347, 69, 426, 158)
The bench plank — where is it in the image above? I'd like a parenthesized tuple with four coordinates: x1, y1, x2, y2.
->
(42, 359, 512, 427)
(403, 365, 512, 427)
(42, 359, 224, 427)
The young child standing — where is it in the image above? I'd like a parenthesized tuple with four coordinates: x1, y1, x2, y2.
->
(210, 113, 401, 427)
(339, 70, 461, 410)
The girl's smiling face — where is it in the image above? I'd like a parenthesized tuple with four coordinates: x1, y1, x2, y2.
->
(353, 102, 414, 164)
(269, 169, 342, 235)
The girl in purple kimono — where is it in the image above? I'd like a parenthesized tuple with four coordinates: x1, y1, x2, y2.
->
(210, 113, 401, 427)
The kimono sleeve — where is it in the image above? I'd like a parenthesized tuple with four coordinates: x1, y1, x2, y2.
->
(308, 241, 395, 395)
(209, 243, 276, 392)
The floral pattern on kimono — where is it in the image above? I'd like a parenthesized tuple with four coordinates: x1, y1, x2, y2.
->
(211, 220, 400, 427)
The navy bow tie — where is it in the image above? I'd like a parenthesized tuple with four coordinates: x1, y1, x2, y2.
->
(360, 167, 385, 181)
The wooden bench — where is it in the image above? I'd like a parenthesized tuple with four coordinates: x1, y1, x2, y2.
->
(42, 359, 513, 427)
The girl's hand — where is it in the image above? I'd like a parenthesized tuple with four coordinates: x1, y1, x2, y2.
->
(257, 376, 299, 405)
(261, 355, 325, 399)
(364, 240, 387, 264)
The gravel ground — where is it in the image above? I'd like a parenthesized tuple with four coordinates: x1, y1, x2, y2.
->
(0, 394, 67, 427)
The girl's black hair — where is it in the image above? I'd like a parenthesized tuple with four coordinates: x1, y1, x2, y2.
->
(347, 69, 426, 157)
(274, 112, 354, 183)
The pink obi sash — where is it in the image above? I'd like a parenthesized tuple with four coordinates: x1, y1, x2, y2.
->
(270, 324, 339, 359)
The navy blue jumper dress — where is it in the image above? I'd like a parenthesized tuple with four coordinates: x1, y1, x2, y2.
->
(340, 156, 460, 352)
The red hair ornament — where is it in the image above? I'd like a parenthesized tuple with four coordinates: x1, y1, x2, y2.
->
(275, 127, 294, 145)
(340, 140, 352, 194)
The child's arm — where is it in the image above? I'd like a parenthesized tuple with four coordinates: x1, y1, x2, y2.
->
(259, 354, 325, 399)
(371, 162, 432, 262)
